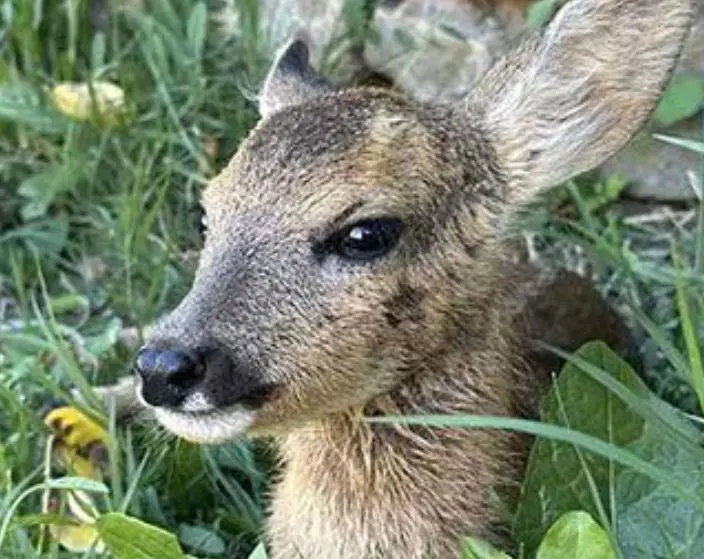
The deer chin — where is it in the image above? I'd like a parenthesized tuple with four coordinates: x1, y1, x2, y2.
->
(153, 405, 255, 444)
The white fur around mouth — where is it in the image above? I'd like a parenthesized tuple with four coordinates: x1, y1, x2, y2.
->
(134, 376, 255, 443)
(154, 406, 255, 444)
(180, 391, 216, 413)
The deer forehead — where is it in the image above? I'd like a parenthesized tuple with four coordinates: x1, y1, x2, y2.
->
(200, 93, 489, 231)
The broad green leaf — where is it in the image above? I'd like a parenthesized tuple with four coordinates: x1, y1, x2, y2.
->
(654, 77, 704, 126)
(178, 523, 226, 556)
(513, 341, 646, 553)
(615, 429, 704, 558)
(0, 218, 69, 257)
(460, 536, 513, 558)
(0, 82, 68, 133)
(165, 441, 213, 519)
(91, 31, 107, 70)
(536, 511, 616, 559)
(46, 294, 87, 315)
(248, 542, 268, 559)
(514, 341, 704, 557)
(96, 512, 185, 559)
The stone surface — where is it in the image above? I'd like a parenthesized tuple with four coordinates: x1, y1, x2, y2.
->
(363, 0, 516, 103)
(213, 0, 361, 83)
(602, 125, 702, 203)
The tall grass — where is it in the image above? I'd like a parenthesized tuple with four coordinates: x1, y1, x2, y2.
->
(1, 1, 271, 556)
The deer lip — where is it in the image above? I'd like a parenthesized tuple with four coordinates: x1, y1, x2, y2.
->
(173, 382, 280, 416)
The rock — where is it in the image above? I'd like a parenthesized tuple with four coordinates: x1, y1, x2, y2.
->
(212, 0, 362, 83)
(363, 0, 519, 104)
(602, 124, 702, 203)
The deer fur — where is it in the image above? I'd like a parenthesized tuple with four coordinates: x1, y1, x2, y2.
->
(86, 0, 693, 557)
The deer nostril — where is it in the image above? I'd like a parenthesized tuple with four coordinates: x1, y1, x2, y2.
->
(134, 346, 205, 408)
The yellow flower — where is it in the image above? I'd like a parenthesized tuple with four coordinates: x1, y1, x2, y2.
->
(47, 490, 106, 554)
(49, 81, 126, 123)
(42, 406, 111, 553)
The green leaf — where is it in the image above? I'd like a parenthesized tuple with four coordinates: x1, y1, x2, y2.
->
(91, 31, 107, 71)
(17, 158, 86, 221)
(513, 341, 646, 554)
(0, 218, 69, 257)
(615, 427, 704, 558)
(248, 542, 268, 559)
(177, 523, 226, 556)
(525, 0, 562, 28)
(536, 511, 616, 559)
(96, 513, 186, 559)
(654, 76, 704, 126)
(673, 249, 704, 412)
(460, 536, 514, 558)
(654, 134, 704, 154)
(83, 316, 122, 357)
(582, 175, 628, 214)
(186, 3, 207, 63)
(513, 341, 704, 557)
(0, 82, 68, 133)
(47, 477, 109, 494)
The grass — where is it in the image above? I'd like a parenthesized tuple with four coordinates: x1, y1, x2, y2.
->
(1, 1, 271, 556)
(0, 0, 703, 558)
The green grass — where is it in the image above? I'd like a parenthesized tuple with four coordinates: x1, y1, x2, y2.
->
(1, 1, 271, 557)
(0, 0, 703, 558)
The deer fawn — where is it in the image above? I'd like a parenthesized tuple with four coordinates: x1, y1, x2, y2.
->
(62, 0, 693, 556)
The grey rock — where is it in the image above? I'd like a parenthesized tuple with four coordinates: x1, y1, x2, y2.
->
(363, 0, 516, 103)
(213, 0, 361, 83)
(603, 125, 702, 203)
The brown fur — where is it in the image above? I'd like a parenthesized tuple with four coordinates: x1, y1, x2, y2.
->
(91, 1, 693, 557)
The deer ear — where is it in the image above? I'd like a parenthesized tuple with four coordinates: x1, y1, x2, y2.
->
(467, 0, 693, 201)
(259, 31, 333, 118)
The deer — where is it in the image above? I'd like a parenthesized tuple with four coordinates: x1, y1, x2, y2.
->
(49, 0, 693, 556)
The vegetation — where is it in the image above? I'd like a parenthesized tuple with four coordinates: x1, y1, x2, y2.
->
(0, 0, 702, 558)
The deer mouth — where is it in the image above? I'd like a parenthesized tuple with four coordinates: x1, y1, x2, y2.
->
(141, 380, 281, 444)
(178, 382, 279, 415)
(152, 404, 257, 444)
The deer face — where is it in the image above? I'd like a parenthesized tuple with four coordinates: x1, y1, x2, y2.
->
(134, 83, 507, 442)
(133, 2, 693, 443)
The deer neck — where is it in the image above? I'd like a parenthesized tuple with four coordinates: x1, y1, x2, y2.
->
(267, 310, 528, 558)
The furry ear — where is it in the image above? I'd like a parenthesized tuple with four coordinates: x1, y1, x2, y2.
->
(258, 30, 333, 118)
(467, 0, 693, 201)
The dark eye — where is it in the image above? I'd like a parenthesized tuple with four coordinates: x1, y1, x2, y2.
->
(332, 218, 404, 261)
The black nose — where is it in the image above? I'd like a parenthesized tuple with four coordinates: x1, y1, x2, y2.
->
(133, 346, 205, 408)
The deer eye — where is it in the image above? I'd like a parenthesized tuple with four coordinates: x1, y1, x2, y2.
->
(332, 218, 404, 261)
